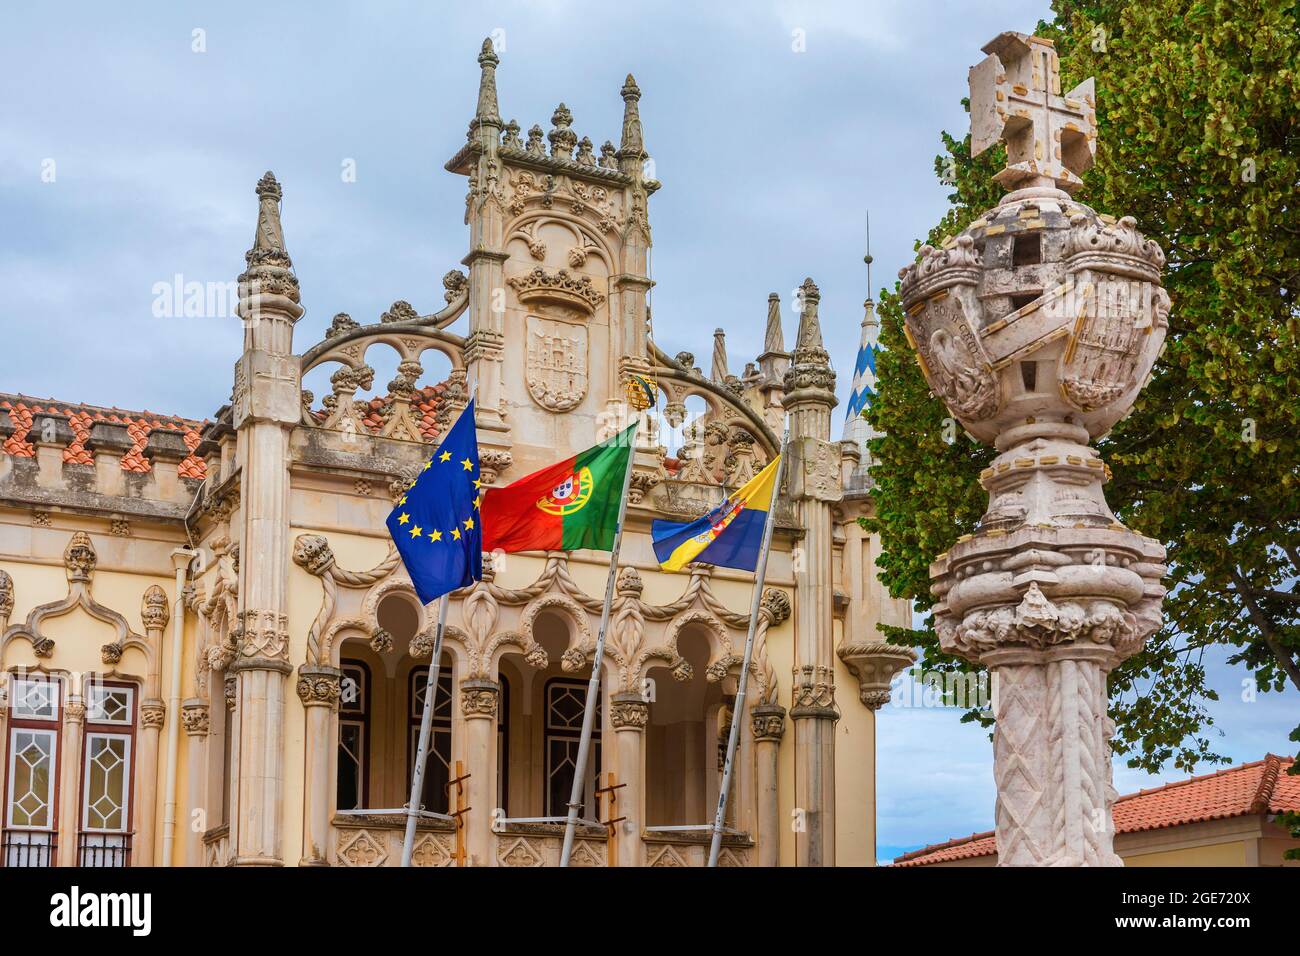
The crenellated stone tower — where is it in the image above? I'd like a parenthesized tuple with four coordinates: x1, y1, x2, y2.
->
(899, 32, 1168, 866)
(446, 40, 660, 476)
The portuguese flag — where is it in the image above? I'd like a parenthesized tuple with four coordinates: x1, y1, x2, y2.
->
(481, 423, 636, 553)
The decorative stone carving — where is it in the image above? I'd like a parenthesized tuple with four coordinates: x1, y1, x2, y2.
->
(141, 585, 170, 629)
(325, 312, 360, 338)
(610, 692, 649, 730)
(238, 609, 290, 663)
(0, 570, 12, 622)
(790, 664, 838, 720)
(524, 313, 588, 411)
(837, 641, 917, 710)
(64, 530, 97, 582)
(140, 702, 166, 730)
(296, 667, 342, 707)
(443, 269, 469, 302)
(460, 679, 500, 718)
(369, 626, 394, 654)
(380, 300, 419, 324)
(509, 266, 605, 313)
(918, 31, 1168, 868)
(750, 703, 787, 742)
(181, 702, 210, 736)
(478, 449, 513, 486)
(627, 468, 661, 505)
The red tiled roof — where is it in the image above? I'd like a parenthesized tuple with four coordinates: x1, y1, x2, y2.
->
(893, 754, 1298, 867)
(0, 394, 209, 479)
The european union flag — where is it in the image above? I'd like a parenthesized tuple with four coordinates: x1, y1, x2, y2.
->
(386, 399, 483, 604)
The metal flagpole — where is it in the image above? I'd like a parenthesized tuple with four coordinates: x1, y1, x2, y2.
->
(708, 426, 789, 867)
(560, 419, 640, 866)
(400, 594, 450, 866)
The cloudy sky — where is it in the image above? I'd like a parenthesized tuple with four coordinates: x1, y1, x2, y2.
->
(4, 0, 1295, 862)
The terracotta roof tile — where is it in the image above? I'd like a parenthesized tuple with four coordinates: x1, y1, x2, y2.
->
(0, 394, 209, 479)
(893, 754, 1297, 867)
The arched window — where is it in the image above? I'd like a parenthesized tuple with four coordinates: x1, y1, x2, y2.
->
(544, 678, 599, 818)
(409, 667, 453, 813)
(337, 660, 370, 811)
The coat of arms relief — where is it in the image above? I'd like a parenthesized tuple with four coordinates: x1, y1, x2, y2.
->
(525, 311, 588, 412)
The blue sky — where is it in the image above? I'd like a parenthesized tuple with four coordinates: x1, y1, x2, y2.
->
(3, 1, 1295, 863)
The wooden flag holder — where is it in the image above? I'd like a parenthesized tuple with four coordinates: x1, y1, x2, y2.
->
(446, 760, 471, 867)
(595, 771, 626, 867)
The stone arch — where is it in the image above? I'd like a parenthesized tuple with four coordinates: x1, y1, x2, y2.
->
(504, 209, 617, 274)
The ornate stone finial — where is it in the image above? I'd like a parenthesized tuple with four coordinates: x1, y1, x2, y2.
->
(240, 171, 299, 302)
(616, 566, 644, 598)
(380, 300, 419, 324)
(598, 140, 617, 169)
(617, 73, 647, 166)
(711, 328, 729, 382)
(575, 136, 596, 168)
(548, 103, 578, 161)
(969, 32, 1097, 194)
(782, 278, 835, 396)
(764, 292, 784, 354)
(64, 530, 97, 583)
(525, 124, 545, 157)
(501, 119, 523, 150)
(473, 38, 502, 129)
(141, 584, 170, 630)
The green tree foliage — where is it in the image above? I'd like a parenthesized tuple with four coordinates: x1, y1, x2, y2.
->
(864, 0, 1300, 776)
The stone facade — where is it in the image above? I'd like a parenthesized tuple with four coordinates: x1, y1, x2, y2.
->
(0, 40, 911, 867)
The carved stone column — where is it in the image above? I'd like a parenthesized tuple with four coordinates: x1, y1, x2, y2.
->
(610, 692, 648, 867)
(750, 703, 786, 867)
(781, 278, 841, 867)
(134, 700, 165, 865)
(463, 41, 509, 438)
(230, 171, 303, 866)
(900, 31, 1168, 867)
(56, 694, 86, 867)
(181, 699, 210, 867)
(460, 678, 499, 866)
(296, 667, 340, 866)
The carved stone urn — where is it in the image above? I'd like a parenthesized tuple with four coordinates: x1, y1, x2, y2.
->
(898, 31, 1168, 866)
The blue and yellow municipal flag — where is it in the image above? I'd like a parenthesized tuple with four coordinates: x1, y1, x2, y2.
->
(651, 454, 781, 573)
(386, 400, 483, 604)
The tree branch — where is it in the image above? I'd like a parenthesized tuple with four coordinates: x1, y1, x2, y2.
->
(1231, 566, 1300, 692)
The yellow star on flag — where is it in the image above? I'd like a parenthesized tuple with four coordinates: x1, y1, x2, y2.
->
(398, 513, 410, 525)
(409, 525, 422, 538)
(463, 516, 474, 531)
(451, 527, 461, 541)
(428, 529, 443, 542)
(460, 457, 473, 471)
(439, 450, 452, 463)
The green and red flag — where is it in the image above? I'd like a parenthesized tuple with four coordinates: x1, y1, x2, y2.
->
(481, 423, 636, 554)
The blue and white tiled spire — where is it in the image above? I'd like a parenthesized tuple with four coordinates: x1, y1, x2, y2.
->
(843, 215, 881, 467)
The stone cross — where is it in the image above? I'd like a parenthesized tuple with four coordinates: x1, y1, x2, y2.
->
(969, 32, 1096, 193)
